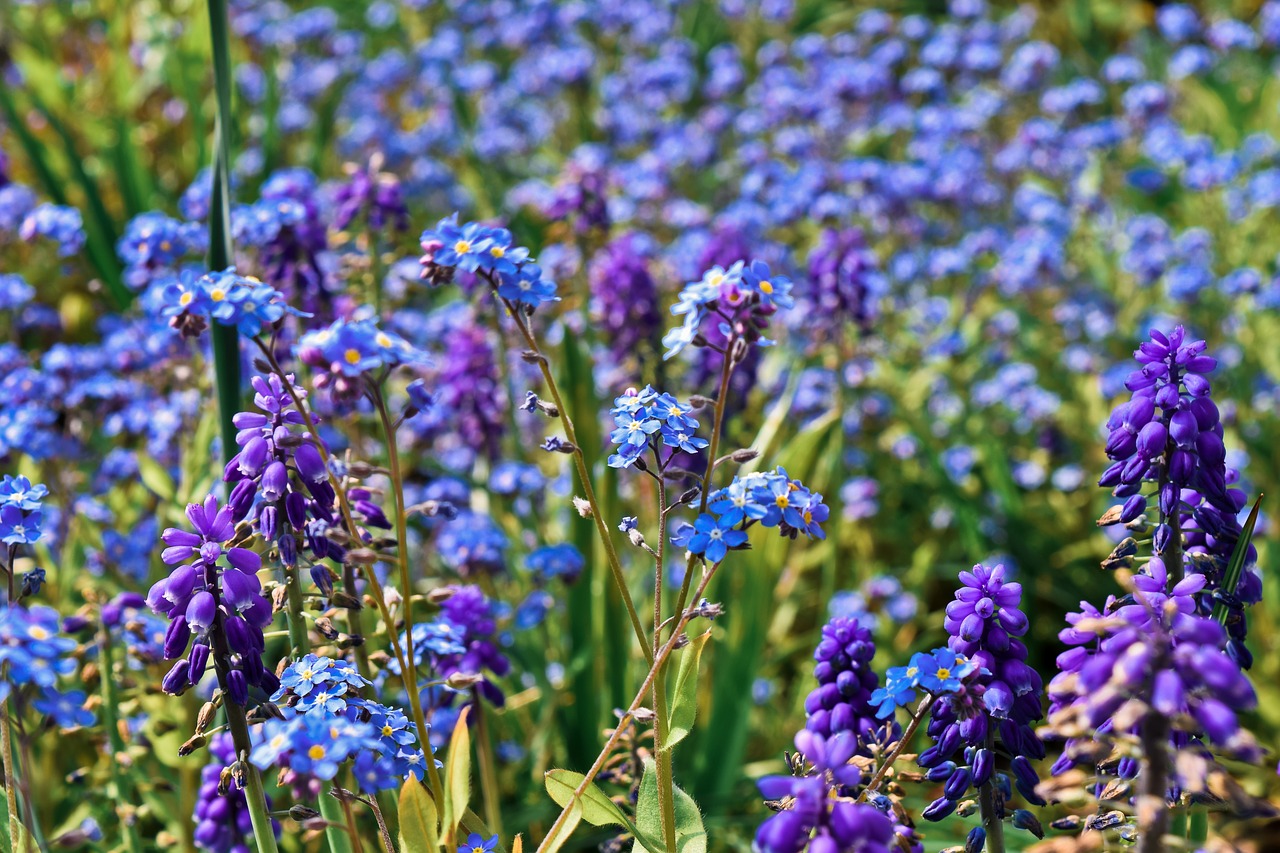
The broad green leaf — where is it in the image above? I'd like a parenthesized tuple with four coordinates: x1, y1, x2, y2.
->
(662, 630, 712, 751)
(544, 769, 634, 829)
(539, 798, 583, 853)
(632, 758, 707, 853)
(1215, 495, 1264, 625)
(442, 706, 472, 844)
(136, 455, 176, 502)
(398, 774, 440, 853)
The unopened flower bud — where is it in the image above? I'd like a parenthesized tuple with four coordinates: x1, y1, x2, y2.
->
(344, 548, 380, 565)
(445, 671, 484, 690)
(289, 805, 321, 821)
(730, 448, 759, 462)
(330, 591, 362, 611)
(337, 633, 364, 649)
(196, 702, 218, 734)
(426, 587, 455, 605)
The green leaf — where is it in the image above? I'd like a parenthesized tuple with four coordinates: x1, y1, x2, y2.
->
(398, 774, 440, 853)
(1214, 494, 1264, 625)
(662, 630, 712, 751)
(539, 797, 583, 853)
(442, 706, 472, 844)
(632, 758, 706, 853)
(136, 455, 176, 502)
(544, 770, 634, 829)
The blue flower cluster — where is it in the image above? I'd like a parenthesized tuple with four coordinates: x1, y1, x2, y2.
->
(419, 214, 557, 307)
(663, 259, 793, 359)
(0, 474, 46, 547)
(606, 385, 707, 469)
(296, 316, 429, 407)
(156, 268, 302, 337)
(255, 653, 426, 794)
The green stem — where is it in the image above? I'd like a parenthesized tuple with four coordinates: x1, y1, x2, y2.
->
(205, 0, 241, 461)
(98, 623, 144, 853)
(282, 570, 355, 853)
(470, 687, 503, 835)
(669, 336, 736, 639)
(498, 296, 652, 665)
(978, 727, 1005, 853)
(535, 560, 724, 853)
(369, 385, 455, 811)
(858, 695, 935, 801)
(651, 476, 676, 853)
(0, 700, 22, 852)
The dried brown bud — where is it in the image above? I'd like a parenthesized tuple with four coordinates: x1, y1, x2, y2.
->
(271, 585, 289, 613)
(330, 591, 362, 611)
(196, 702, 218, 734)
(426, 587, 455, 605)
(445, 671, 484, 690)
(729, 448, 759, 462)
(289, 805, 322, 821)
(344, 548, 380, 565)
(178, 734, 208, 756)
(337, 633, 364, 650)
(314, 617, 339, 640)
(573, 497, 592, 518)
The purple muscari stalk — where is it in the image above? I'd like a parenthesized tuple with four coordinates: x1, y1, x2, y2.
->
(1046, 585, 1262, 790)
(433, 322, 508, 462)
(330, 155, 409, 236)
(256, 169, 333, 317)
(1099, 327, 1257, 665)
(755, 731, 897, 853)
(804, 617, 891, 750)
(222, 374, 346, 591)
(919, 565, 1045, 828)
(147, 494, 277, 703)
(802, 228, 886, 342)
(544, 148, 611, 235)
(588, 233, 662, 376)
(193, 732, 279, 852)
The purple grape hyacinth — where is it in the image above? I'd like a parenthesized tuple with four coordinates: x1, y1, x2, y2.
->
(919, 564, 1046, 830)
(148, 494, 277, 703)
(803, 617, 888, 750)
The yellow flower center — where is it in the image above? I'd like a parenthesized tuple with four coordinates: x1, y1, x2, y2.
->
(454, 239, 472, 254)
(29, 626, 49, 641)
(210, 288, 226, 302)
(708, 272, 724, 287)
(179, 292, 193, 307)
(160, 240, 172, 251)
(759, 279, 773, 294)
(300, 668, 313, 679)
(803, 510, 813, 524)
(936, 667, 951, 680)
(376, 333, 392, 347)
(382, 725, 394, 737)
(344, 349, 362, 365)
(490, 246, 505, 258)
(308, 745, 326, 760)
(906, 667, 918, 677)
(774, 494, 789, 508)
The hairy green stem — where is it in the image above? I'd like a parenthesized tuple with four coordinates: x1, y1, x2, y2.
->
(535, 561, 724, 853)
(859, 695, 935, 800)
(97, 622, 144, 853)
(497, 294, 652, 664)
(651, 475, 676, 853)
(0, 700, 22, 852)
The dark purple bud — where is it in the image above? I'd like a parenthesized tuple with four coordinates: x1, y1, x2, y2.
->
(1185, 355, 1216, 374)
(1120, 495, 1146, 523)
(983, 680, 1014, 718)
(226, 669, 248, 705)
(1168, 449, 1195, 483)
(163, 615, 192, 659)
(1154, 523, 1172, 553)
(944, 767, 972, 799)
(237, 436, 270, 477)
(1159, 482, 1179, 516)
(228, 479, 257, 522)
(966, 827, 987, 853)
(1195, 698, 1238, 744)
(1183, 373, 1210, 396)
(959, 713, 987, 744)
(1169, 410, 1198, 447)
(285, 491, 308, 529)
(937, 724, 961, 758)
(186, 591, 217, 634)
(261, 461, 288, 503)
(1120, 454, 1148, 484)
(922, 797, 957, 821)
(1105, 428, 1136, 459)
(972, 748, 994, 787)
(226, 547, 261, 573)
(294, 443, 327, 483)
(1155, 382, 1180, 409)
(1098, 461, 1125, 488)
(162, 660, 192, 695)
(280, 533, 298, 567)
(258, 504, 278, 541)
(1124, 396, 1155, 429)
(188, 642, 211, 683)
(1136, 421, 1166, 460)
(221, 570, 261, 613)
(1195, 431, 1225, 466)
(224, 614, 257, 654)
